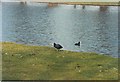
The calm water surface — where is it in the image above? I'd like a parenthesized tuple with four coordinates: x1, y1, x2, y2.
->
(2, 3, 118, 57)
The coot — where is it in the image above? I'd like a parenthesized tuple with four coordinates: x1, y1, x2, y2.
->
(75, 41, 80, 46)
(54, 43, 63, 50)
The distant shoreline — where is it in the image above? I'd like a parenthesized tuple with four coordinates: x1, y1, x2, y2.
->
(31, 2, 119, 6)
(1, 2, 119, 6)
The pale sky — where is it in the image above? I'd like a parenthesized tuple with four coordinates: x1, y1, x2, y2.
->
(1, 0, 119, 2)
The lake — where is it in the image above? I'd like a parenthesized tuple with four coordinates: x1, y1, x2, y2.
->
(2, 2, 118, 57)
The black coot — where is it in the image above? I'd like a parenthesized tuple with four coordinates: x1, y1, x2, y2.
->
(75, 41, 80, 46)
(54, 43, 63, 50)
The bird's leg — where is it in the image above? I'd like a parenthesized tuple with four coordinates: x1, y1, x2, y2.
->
(56, 49, 58, 51)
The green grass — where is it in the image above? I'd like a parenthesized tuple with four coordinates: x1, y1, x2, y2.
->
(61, 2, 119, 6)
(2, 42, 119, 80)
(36, 2, 119, 6)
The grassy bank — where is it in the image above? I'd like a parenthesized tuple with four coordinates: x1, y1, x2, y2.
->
(34, 2, 119, 6)
(2, 42, 118, 80)
(65, 2, 119, 6)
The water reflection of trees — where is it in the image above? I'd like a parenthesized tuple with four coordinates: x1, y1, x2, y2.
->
(95, 7, 118, 56)
(99, 6, 108, 12)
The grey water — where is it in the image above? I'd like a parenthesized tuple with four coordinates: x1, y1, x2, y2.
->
(2, 3, 118, 57)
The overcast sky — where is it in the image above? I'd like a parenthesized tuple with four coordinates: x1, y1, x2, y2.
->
(1, 0, 119, 2)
